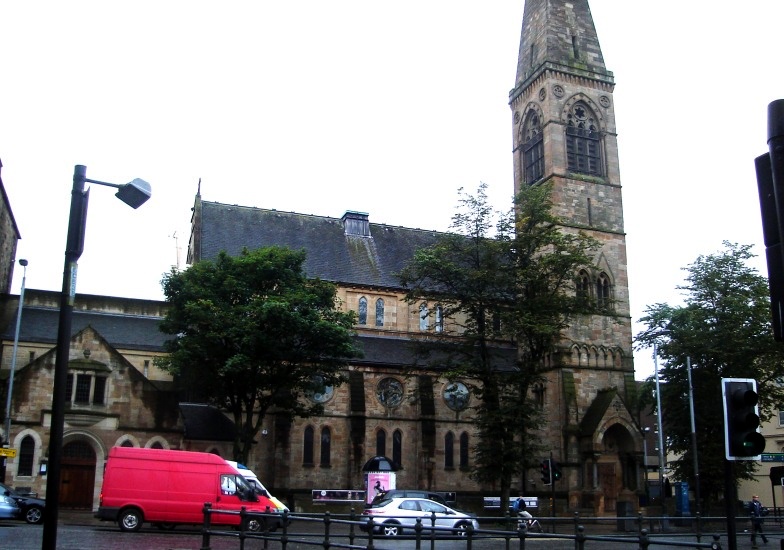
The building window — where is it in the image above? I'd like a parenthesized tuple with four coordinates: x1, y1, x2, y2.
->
(443, 382, 470, 411)
(533, 383, 545, 408)
(435, 305, 444, 333)
(66, 373, 107, 407)
(358, 297, 368, 325)
(523, 111, 544, 184)
(459, 432, 469, 469)
(392, 429, 402, 469)
(779, 411, 784, 426)
(566, 101, 602, 176)
(376, 429, 387, 457)
(576, 270, 590, 302)
(143, 360, 150, 378)
(320, 427, 331, 466)
(376, 378, 404, 408)
(17, 436, 34, 477)
(419, 303, 429, 331)
(120, 440, 134, 447)
(445, 431, 454, 469)
(150, 441, 164, 449)
(375, 299, 385, 327)
(303, 426, 314, 465)
(597, 272, 611, 308)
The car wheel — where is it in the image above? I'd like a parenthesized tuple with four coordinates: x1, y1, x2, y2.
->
(24, 506, 43, 524)
(242, 516, 267, 533)
(382, 521, 402, 537)
(118, 508, 143, 532)
(454, 520, 471, 536)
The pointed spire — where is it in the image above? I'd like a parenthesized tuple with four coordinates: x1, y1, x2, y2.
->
(512, 0, 612, 100)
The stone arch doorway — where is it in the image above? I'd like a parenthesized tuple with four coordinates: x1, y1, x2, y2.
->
(59, 440, 96, 509)
(597, 423, 635, 513)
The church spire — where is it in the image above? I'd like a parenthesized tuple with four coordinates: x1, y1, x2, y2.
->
(511, 0, 612, 102)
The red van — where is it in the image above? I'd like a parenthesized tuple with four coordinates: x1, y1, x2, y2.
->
(95, 447, 282, 532)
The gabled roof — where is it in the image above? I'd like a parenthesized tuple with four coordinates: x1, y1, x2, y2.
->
(196, 200, 444, 289)
(1, 305, 167, 352)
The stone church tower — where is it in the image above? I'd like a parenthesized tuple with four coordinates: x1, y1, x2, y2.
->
(510, 0, 640, 513)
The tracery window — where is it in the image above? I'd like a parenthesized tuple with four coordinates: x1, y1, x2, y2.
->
(376, 429, 387, 457)
(375, 299, 384, 327)
(522, 112, 544, 184)
(392, 429, 402, 469)
(435, 305, 444, 333)
(566, 101, 602, 176)
(576, 269, 590, 302)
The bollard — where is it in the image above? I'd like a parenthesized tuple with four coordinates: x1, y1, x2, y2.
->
(200, 502, 213, 550)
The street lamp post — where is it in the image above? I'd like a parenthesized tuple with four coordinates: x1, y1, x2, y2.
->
(2, 258, 28, 479)
(41, 165, 150, 550)
(642, 427, 651, 505)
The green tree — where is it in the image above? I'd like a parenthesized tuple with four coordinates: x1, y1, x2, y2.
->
(157, 246, 361, 464)
(635, 242, 784, 505)
(398, 182, 600, 510)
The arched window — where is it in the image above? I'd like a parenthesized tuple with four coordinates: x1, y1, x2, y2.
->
(419, 303, 429, 331)
(358, 297, 368, 325)
(150, 441, 164, 449)
(376, 429, 387, 457)
(597, 272, 611, 308)
(445, 432, 454, 469)
(576, 269, 590, 302)
(320, 427, 331, 466)
(459, 432, 469, 469)
(375, 299, 385, 327)
(120, 439, 134, 447)
(392, 429, 402, 469)
(566, 101, 602, 176)
(17, 436, 34, 477)
(523, 111, 544, 184)
(435, 305, 444, 333)
(303, 426, 314, 465)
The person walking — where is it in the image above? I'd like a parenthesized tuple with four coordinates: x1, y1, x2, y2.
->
(750, 495, 768, 547)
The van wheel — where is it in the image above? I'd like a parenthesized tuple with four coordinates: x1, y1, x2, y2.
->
(243, 516, 266, 533)
(119, 508, 143, 532)
(155, 522, 176, 530)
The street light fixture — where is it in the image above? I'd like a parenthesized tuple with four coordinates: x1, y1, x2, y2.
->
(2, 259, 28, 471)
(642, 426, 651, 505)
(41, 165, 150, 550)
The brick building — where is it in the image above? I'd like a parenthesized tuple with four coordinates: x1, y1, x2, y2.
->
(0, 0, 641, 515)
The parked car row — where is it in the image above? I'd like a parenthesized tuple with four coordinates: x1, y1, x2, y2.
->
(0, 482, 46, 524)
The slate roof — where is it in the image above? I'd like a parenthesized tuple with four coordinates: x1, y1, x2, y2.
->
(196, 201, 444, 289)
(1, 305, 168, 352)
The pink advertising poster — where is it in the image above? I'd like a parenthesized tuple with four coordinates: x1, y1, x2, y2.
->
(366, 472, 395, 504)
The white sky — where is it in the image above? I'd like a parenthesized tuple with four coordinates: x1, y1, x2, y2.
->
(1, 1, 782, 381)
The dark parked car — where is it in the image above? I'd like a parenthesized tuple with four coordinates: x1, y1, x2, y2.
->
(0, 483, 45, 524)
(369, 489, 448, 508)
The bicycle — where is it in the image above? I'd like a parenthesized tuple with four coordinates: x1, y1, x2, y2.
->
(517, 512, 542, 533)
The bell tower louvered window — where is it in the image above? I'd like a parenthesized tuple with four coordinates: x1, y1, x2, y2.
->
(523, 112, 544, 184)
(566, 102, 602, 176)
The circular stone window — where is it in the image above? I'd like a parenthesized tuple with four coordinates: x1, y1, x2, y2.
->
(376, 377, 404, 408)
(306, 375, 334, 403)
(443, 381, 470, 411)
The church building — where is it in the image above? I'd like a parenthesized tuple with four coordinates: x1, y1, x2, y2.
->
(0, 0, 641, 515)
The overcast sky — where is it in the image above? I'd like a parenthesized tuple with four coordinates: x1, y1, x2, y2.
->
(1, 1, 783, 380)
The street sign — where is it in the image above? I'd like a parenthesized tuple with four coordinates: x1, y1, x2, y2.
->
(0, 448, 16, 458)
(762, 453, 784, 462)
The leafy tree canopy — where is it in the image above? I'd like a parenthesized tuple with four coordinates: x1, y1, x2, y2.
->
(398, 182, 600, 508)
(635, 242, 784, 502)
(156, 246, 361, 463)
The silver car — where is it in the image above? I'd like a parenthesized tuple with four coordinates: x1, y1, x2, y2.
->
(361, 497, 478, 537)
(0, 494, 20, 520)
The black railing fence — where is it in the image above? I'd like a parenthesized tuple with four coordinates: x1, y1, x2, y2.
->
(198, 504, 726, 550)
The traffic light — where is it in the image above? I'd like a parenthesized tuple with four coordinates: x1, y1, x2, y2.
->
(540, 459, 551, 485)
(722, 378, 766, 460)
(551, 460, 562, 482)
(756, 99, 784, 340)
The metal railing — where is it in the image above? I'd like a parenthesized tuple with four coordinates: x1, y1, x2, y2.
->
(198, 505, 726, 550)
